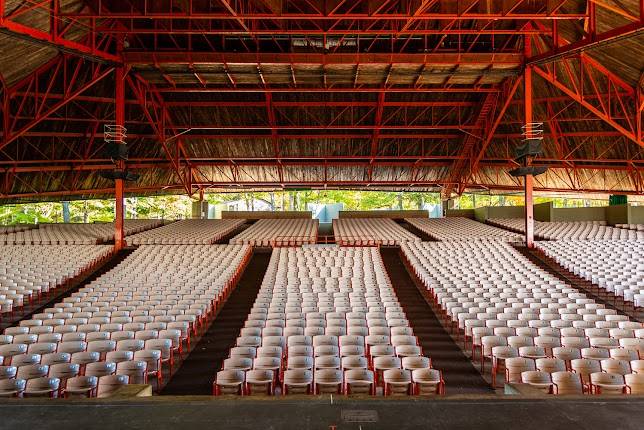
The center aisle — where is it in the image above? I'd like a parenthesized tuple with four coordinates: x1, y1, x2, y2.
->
(380, 247, 494, 395)
(162, 248, 272, 395)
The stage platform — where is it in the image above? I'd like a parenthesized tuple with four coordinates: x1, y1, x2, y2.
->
(1, 395, 642, 430)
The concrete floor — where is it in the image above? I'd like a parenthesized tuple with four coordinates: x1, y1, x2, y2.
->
(1, 396, 642, 430)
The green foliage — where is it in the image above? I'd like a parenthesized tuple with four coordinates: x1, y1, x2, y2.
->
(452, 194, 607, 209)
(609, 195, 627, 206)
(0, 191, 609, 225)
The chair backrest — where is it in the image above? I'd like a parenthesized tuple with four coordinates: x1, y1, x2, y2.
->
(97, 375, 129, 398)
(283, 369, 313, 386)
(49, 363, 80, 379)
(625, 373, 644, 395)
(571, 359, 601, 381)
(551, 371, 583, 395)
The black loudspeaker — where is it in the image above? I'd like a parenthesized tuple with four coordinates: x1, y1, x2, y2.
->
(509, 166, 548, 177)
(105, 143, 129, 161)
(514, 141, 543, 160)
(99, 169, 140, 182)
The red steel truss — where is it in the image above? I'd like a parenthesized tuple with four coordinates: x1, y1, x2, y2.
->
(2, 181, 640, 201)
(1, 55, 114, 151)
(114, 53, 125, 250)
(65, 0, 588, 25)
(0, 0, 119, 63)
(528, 5, 644, 148)
(0, 0, 643, 200)
(532, 54, 643, 148)
(126, 74, 194, 194)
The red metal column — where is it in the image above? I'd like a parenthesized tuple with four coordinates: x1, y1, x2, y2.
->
(524, 62, 535, 248)
(114, 62, 125, 251)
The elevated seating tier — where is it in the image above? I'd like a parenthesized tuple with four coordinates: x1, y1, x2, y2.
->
(229, 219, 318, 247)
(127, 220, 246, 245)
(214, 246, 443, 397)
(0, 220, 164, 245)
(333, 218, 420, 246)
(405, 217, 523, 242)
(401, 241, 642, 395)
(1, 244, 251, 398)
(488, 218, 643, 241)
(0, 245, 113, 316)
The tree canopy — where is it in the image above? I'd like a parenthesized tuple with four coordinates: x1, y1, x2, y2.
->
(0, 191, 610, 225)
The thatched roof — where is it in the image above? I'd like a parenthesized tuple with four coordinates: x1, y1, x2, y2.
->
(0, 0, 642, 202)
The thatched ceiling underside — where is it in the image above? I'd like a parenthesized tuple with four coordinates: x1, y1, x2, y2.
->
(0, 0, 642, 202)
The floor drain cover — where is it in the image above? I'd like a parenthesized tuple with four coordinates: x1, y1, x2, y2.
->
(341, 410, 379, 423)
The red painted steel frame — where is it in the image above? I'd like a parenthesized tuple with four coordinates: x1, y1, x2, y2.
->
(529, 10, 644, 148)
(524, 63, 535, 249)
(4, 182, 642, 201)
(126, 75, 193, 195)
(114, 55, 125, 251)
(442, 91, 499, 198)
(1, 1, 643, 200)
(0, 56, 114, 151)
(56, 1, 582, 55)
(64, 1, 588, 21)
(123, 52, 522, 66)
(532, 55, 643, 148)
(0, 0, 119, 63)
(1, 157, 640, 172)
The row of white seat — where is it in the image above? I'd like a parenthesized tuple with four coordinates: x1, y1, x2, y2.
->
(0, 220, 163, 245)
(616, 224, 644, 232)
(1, 245, 252, 398)
(0, 374, 131, 398)
(519, 368, 642, 395)
(488, 218, 644, 240)
(127, 219, 245, 245)
(0, 245, 113, 314)
(406, 217, 523, 241)
(332, 218, 420, 246)
(230, 219, 318, 246)
(536, 240, 644, 307)
(215, 246, 440, 396)
(479, 334, 643, 383)
(215, 367, 444, 396)
(400, 241, 643, 390)
(0, 225, 35, 235)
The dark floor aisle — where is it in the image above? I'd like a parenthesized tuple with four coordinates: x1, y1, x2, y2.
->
(161, 248, 272, 395)
(380, 247, 494, 395)
(396, 220, 434, 241)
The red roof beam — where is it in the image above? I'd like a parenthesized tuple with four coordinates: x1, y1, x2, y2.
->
(101, 29, 550, 35)
(123, 52, 522, 66)
(156, 86, 501, 93)
(3, 157, 641, 169)
(12, 130, 629, 140)
(7, 182, 642, 201)
(61, 10, 587, 21)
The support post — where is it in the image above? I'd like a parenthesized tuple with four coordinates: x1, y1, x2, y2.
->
(192, 188, 208, 219)
(524, 62, 535, 248)
(114, 62, 125, 251)
(441, 198, 455, 217)
(524, 173, 534, 248)
(62, 201, 70, 223)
